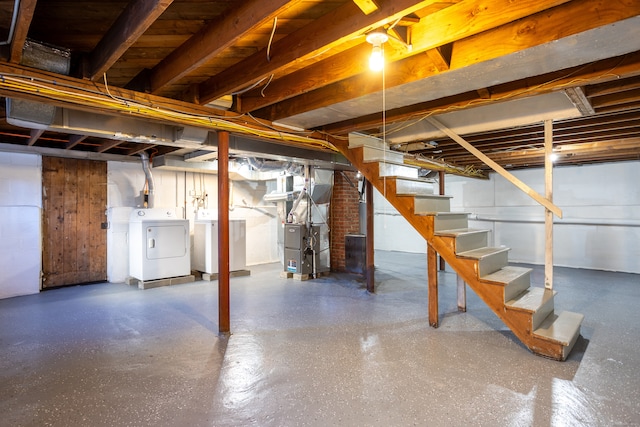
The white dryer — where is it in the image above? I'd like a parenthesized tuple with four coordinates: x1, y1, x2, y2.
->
(193, 210, 246, 274)
(129, 208, 190, 281)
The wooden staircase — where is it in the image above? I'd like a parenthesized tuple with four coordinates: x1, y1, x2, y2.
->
(334, 134, 583, 361)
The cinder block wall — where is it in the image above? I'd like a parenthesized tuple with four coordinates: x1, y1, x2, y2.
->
(330, 171, 360, 271)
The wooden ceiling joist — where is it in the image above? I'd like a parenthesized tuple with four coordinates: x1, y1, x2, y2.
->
(147, 0, 299, 94)
(323, 51, 640, 135)
(88, 0, 174, 81)
(196, 0, 440, 104)
(255, 0, 640, 125)
(352, 0, 379, 15)
(7, 0, 37, 64)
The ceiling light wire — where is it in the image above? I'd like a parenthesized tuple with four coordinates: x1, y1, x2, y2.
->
(267, 17, 278, 62)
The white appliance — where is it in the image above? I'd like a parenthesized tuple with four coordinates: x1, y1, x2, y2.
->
(129, 208, 190, 281)
(193, 210, 246, 274)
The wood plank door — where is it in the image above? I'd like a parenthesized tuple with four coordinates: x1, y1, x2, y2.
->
(42, 157, 107, 288)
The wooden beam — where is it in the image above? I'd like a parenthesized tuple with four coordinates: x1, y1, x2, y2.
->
(8, 0, 37, 64)
(589, 87, 640, 110)
(218, 131, 230, 334)
(0, 62, 334, 151)
(97, 139, 124, 153)
(426, 116, 563, 217)
(65, 134, 88, 150)
(88, 0, 174, 81)
(253, 48, 451, 121)
(353, 0, 379, 15)
(126, 144, 157, 156)
(197, 0, 441, 104)
(323, 51, 640, 135)
(27, 129, 44, 146)
(253, 0, 573, 119)
(238, 44, 373, 113)
(544, 120, 554, 290)
(564, 87, 595, 115)
(148, 0, 298, 93)
(450, 0, 640, 69)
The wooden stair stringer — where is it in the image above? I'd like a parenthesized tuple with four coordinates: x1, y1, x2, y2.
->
(430, 235, 567, 360)
(332, 139, 575, 360)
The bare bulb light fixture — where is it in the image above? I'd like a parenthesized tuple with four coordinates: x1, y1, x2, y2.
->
(366, 30, 388, 71)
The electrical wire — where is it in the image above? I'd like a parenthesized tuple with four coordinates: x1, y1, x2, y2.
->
(267, 17, 278, 62)
(260, 74, 274, 97)
(0, 72, 336, 151)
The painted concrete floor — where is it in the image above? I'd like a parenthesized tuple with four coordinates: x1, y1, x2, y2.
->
(1, 250, 639, 427)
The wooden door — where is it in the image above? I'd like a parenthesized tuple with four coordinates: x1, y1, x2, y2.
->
(42, 157, 107, 288)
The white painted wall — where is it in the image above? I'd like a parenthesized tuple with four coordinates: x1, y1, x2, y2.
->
(0, 152, 281, 297)
(107, 161, 280, 283)
(374, 160, 640, 274)
(0, 152, 42, 299)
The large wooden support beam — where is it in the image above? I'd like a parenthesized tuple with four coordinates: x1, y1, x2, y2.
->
(427, 117, 563, 218)
(218, 131, 231, 334)
(366, 179, 375, 293)
(88, 0, 174, 81)
(544, 120, 554, 290)
(197, 0, 438, 104)
(149, 0, 296, 93)
(7, 0, 37, 64)
(428, 243, 439, 328)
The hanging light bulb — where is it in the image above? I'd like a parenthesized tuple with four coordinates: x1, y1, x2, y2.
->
(369, 45, 384, 71)
(366, 31, 389, 72)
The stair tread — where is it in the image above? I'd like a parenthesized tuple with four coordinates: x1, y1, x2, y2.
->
(435, 228, 490, 237)
(534, 311, 584, 346)
(413, 194, 452, 199)
(506, 287, 556, 312)
(386, 176, 436, 184)
(416, 211, 469, 217)
(481, 265, 532, 284)
(457, 246, 510, 259)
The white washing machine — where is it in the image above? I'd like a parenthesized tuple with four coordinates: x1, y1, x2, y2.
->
(193, 210, 246, 274)
(129, 208, 190, 281)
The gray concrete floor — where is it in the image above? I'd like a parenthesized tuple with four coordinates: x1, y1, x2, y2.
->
(1, 250, 639, 426)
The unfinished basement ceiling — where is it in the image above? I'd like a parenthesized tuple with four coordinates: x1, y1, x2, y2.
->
(0, 1, 639, 175)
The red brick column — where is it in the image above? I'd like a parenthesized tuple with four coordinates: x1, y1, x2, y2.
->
(330, 171, 361, 271)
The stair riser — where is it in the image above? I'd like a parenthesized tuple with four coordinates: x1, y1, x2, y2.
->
(455, 232, 489, 254)
(561, 329, 581, 360)
(395, 179, 435, 196)
(478, 250, 509, 277)
(503, 272, 531, 302)
(434, 214, 468, 231)
(378, 162, 418, 178)
(531, 296, 555, 331)
(414, 197, 451, 213)
(362, 146, 405, 164)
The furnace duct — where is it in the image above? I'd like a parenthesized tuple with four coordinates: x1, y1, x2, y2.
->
(140, 152, 155, 208)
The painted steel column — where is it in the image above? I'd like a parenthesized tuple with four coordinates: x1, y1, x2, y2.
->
(428, 243, 439, 327)
(457, 275, 467, 312)
(366, 179, 375, 293)
(544, 120, 554, 290)
(218, 131, 230, 334)
(438, 170, 446, 271)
